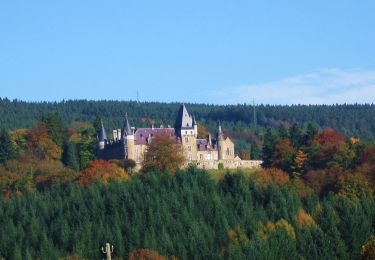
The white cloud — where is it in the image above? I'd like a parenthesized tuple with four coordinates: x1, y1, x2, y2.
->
(214, 68, 375, 105)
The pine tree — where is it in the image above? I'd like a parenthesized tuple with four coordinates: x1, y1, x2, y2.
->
(278, 124, 289, 139)
(262, 128, 278, 168)
(41, 113, 67, 147)
(289, 123, 303, 148)
(62, 141, 80, 171)
(0, 130, 16, 163)
(304, 123, 319, 144)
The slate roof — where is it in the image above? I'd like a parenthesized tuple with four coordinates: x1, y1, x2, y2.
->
(174, 104, 193, 130)
(123, 113, 132, 136)
(196, 138, 218, 151)
(134, 128, 175, 145)
(98, 121, 107, 141)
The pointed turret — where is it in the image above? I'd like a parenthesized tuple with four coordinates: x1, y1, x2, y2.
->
(98, 120, 107, 150)
(217, 121, 224, 141)
(174, 104, 193, 132)
(122, 113, 132, 137)
(98, 120, 107, 141)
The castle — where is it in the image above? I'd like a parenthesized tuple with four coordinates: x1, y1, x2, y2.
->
(97, 104, 262, 169)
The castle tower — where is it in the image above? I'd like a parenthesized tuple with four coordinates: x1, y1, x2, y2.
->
(175, 104, 197, 161)
(217, 122, 234, 160)
(122, 113, 135, 160)
(217, 122, 225, 160)
(98, 120, 107, 150)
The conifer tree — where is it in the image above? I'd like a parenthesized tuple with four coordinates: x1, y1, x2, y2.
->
(41, 113, 67, 147)
(262, 128, 278, 168)
(0, 130, 16, 163)
(62, 141, 80, 171)
(289, 123, 303, 148)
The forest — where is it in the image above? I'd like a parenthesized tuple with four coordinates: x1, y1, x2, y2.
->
(0, 99, 375, 259)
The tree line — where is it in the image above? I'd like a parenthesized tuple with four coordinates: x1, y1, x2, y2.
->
(0, 167, 374, 259)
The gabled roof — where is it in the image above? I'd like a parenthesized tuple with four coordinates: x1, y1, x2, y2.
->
(98, 121, 107, 141)
(174, 104, 193, 130)
(134, 128, 175, 145)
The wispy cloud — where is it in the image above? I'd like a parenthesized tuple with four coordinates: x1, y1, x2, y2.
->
(214, 68, 375, 105)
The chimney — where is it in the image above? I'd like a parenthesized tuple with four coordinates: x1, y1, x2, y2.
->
(113, 130, 118, 141)
(117, 129, 121, 140)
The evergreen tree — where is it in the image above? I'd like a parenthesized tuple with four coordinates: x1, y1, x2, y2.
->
(0, 130, 16, 163)
(250, 142, 261, 160)
(93, 116, 102, 134)
(41, 113, 67, 147)
(289, 123, 303, 148)
(62, 141, 80, 171)
(304, 123, 319, 144)
(262, 128, 278, 168)
(278, 124, 289, 139)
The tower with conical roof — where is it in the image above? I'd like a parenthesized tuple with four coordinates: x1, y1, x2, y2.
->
(174, 104, 197, 161)
(122, 113, 135, 160)
(98, 120, 107, 150)
(217, 121, 225, 159)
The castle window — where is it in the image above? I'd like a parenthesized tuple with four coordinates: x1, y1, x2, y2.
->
(185, 137, 189, 142)
(185, 131, 188, 134)
(188, 154, 192, 160)
(188, 146, 191, 151)
(190, 131, 193, 134)
(226, 148, 230, 156)
(200, 154, 203, 160)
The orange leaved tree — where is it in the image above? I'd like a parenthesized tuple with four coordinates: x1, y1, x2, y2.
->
(76, 160, 128, 187)
(142, 134, 184, 174)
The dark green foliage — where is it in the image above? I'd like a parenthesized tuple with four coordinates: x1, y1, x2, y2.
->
(278, 124, 289, 139)
(62, 141, 80, 171)
(93, 116, 102, 133)
(41, 113, 67, 147)
(0, 169, 373, 259)
(250, 141, 261, 160)
(262, 128, 278, 168)
(304, 123, 319, 144)
(0, 130, 16, 163)
(289, 123, 303, 148)
(1, 99, 375, 141)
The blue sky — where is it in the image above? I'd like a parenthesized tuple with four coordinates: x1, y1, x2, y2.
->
(0, 1, 374, 105)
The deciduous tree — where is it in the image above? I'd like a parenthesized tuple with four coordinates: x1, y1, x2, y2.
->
(142, 134, 184, 174)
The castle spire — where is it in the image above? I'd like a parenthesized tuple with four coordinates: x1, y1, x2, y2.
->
(123, 113, 132, 136)
(218, 121, 224, 141)
(98, 120, 107, 141)
(174, 104, 193, 132)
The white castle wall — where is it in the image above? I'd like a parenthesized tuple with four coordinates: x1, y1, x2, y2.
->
(187, 159, 263, 170)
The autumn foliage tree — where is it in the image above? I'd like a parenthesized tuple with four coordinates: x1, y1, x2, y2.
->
(27, 123, 62, 160)
(271, 139, 295, 172)
(253, 168, 290, 188)
(76, 160, 128, 187)
(142, 134, 184, 174)
(128, 248, 168, 260)
(313, 129, 345, 168)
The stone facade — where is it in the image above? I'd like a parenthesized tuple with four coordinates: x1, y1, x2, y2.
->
(97, 104, 262, 170)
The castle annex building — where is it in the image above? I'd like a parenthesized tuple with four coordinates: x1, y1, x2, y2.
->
(97, 105, 261, 169)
